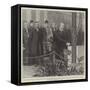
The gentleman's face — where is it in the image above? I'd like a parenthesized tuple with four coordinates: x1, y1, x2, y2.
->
(44, 23, 48, 28)
(59, 23, 64, 31)
(29, 22, 34, 27)
(52, 23, 56, 28)
(35, 22, 39, 28)
(24, 22, 27, 29)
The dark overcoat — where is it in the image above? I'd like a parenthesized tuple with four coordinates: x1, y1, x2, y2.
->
(28, 26, 39, 57)
(23, 28, 28, 48)
(53, 30, 67, 55)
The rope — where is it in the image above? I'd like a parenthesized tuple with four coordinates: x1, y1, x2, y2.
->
(24, 51, 54, 59)
(24, 51, 65, 60)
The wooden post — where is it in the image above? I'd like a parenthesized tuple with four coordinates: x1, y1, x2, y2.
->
(72, 12, 77, 63)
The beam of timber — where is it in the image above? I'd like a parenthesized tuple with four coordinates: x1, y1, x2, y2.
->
(72, 12, 77, 63)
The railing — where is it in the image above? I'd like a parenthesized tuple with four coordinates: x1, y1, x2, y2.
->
(23, 48, 84, 76)
(24, 50, 65, 65)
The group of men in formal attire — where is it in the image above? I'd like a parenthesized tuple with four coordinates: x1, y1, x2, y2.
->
(23, 19, 84, 67)
(23, 20, 71, 59)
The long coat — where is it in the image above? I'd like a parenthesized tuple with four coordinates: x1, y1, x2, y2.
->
(53, 30, 67, 56)
(38, 27, 44, 55)
(28, 26, 39, 57)
(23, 28, 28, 48)
(41, 27, 53, 54)
(23, 28, 29, 57)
